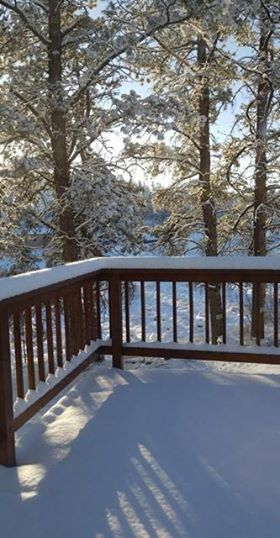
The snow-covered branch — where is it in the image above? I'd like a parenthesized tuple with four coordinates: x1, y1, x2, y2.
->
(0, 0, 49, 45)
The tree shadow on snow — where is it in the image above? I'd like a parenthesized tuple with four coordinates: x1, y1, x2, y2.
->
(2, 363, 280, 538)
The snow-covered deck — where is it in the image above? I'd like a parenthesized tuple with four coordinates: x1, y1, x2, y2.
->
(2, 256, 280, 468)
(1, 358, 280, 537)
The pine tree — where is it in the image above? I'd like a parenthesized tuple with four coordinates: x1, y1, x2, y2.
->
(221, 0, 280, 337)
(0, 0, 148, 270)
(121, 0, 236, 342)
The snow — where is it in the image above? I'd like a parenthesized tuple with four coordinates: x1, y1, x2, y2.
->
(1, 358, 280, 537)
(124, 340, 280, 355)
(13, 340, 105, 417)
(1, 255, 280, 302)
(122, 279, 279, 348)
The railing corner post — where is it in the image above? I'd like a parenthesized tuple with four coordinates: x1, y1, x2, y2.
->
(109, 274, 123, 369)
(0, 310, 16, 467)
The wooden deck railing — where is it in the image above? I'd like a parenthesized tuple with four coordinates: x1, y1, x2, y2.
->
(1, 257, 280, 466)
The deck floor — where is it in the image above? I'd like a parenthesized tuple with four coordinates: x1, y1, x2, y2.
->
(1, 358, 280, 537)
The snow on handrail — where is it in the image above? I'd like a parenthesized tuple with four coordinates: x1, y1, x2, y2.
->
(1, 255, 280, 302)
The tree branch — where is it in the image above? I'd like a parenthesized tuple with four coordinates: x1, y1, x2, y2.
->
(10, 89, 51, 136)
(0, 0, 49, 45)
(70, 13, 192, 106)
(61, 16, 89, 39)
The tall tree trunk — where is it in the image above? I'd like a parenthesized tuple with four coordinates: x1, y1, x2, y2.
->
(80, 149, 103, 257)
(48, 0, 77, 262)
(197, 36, 223, 344)
(252, 2, 272, 338)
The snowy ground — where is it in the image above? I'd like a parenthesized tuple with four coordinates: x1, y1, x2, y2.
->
(1, 358, 280, 538)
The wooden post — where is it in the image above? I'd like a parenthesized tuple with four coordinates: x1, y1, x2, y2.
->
(109, 275, 123, 369)
(0, 311, 16, 466)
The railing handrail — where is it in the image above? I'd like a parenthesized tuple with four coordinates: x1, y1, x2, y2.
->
(1, 256, 280, 466)
(1, 255, 280, 307)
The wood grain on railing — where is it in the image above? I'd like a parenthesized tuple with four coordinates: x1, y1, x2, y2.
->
(156, 281, 161, 342)
(124, 281, 130, 343)
(0, 267, 105, 464)
(36, 304, 46, 380)
(63, 293, 71, 361)
(222, 282, 227, 344)
(239, 283, 244, 346)
(110, 275, 122, 369)
(205, 283, 210, 344)
(95, 280, 102, 340)
(172, 281, 177, 343)
(54, 298, 63, 368)
(25, 307, 36, 390)
(189, 282, 194, 343)
(13, 313, 24, 398)
(274, 283, 278, 347)
(46, 301, 55, 374)
(0, 312, 16, 466)
(140, 281, 146, 342)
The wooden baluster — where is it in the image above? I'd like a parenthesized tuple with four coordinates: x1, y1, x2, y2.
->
(68, 288, 79, 356)
(124, 281, 130, 343)
(13, 312, 24, 398)
(172, 281, 177, 343)
(35, 304, 46, 381)
(239, 282, 244, 346)
(74, 291, 80, 355)
(274, 283, 278, 347)
(88, 282, 96, 341)
(72, 288, 79, 354)
(96, 280, 102, 340)
(205, 283, 210, 344)
(25, 307, 36, 389)
(0, 311, 16, 466)
(54, 298, 63, 367)
(76, 286, 84, 351)
(81, 285, 87, 349)
(156, 281, 161, 342)
(46, 301, 55, 373)
(189, 282, 194, 343)
(80, 286, 85, 349)
(110, 275, 123, 369)
(63, 294, 71, 361)
(83, 283, 91, 346)
(222, 282, 227, 344)
(108, 282, 113, 340)
(255, 283, 261, 346)
(141, 281, 146, 342)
